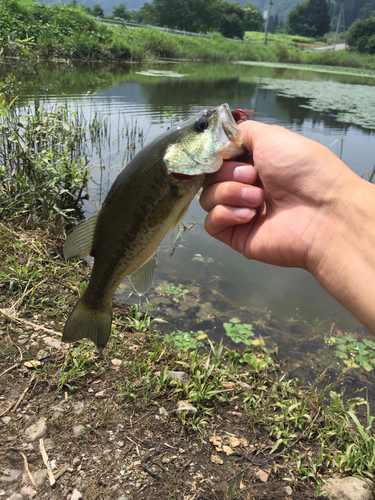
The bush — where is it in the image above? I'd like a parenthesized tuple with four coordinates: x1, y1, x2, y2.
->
(348, 17, 375, 54)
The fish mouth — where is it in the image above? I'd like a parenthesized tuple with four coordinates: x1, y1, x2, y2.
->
(171, 172, 194, 181)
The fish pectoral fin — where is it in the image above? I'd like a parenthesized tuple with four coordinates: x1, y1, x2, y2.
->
(63, 214, 99, 260)
(170, 203, 189, 232)
(129, 253, 157, 294)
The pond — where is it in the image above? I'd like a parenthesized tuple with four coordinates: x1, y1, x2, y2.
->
(3, 59, 375, 392)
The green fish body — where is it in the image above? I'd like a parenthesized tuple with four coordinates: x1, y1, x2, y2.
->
(62, 103, 245, 351)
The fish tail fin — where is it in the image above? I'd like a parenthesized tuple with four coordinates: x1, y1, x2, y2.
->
(62, 296, 113, 352)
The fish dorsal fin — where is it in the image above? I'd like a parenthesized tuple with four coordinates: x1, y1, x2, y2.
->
(63, 214, 98, 260)
(129, 253, 157, 294)
(170, 203, 189, 232)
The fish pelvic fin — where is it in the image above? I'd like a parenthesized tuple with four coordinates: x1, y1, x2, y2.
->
(129, 253, 157, 294)
(62, 296, 113, 352)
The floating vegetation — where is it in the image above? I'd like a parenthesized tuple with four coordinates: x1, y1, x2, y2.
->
(258, 78, 375, 130)
(223, 317, 255, 346)
(135, 70, 188, 78)
(157, 282, 189, 296)
(234, 60, 375, 79)
(164, 330, 207, 350)
(325, 334, 375, 372)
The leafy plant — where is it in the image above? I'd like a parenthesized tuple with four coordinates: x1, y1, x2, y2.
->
(223, 317, 254, 345)
(55, 342, 96, 392)
(127, 299, 154, 333)
(158, 282, 189, 296)
(225, 337, 278, 371)
(164, 329, 207, 350)
(325, 333, 375, 372)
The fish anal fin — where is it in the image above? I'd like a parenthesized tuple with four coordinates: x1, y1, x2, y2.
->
(63, 214, 99, 260)
(129, 253, 157, 294)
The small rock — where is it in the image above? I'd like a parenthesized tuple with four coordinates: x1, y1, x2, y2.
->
(73, 401, 85, 415)
(2, 417, 11, 425)
(6, 494, 23, 500)
(111, 359, 122, 366)
(159, 407, 168, 418)
(322, 477, 374, 500)
(176, 401, 197, 415)
(71, 490, 83, 500)
(87, 388, 94, 393)
(43, 337, 62, 350)
(35, 350, 49, 360)
(0, 490, 5, 496)
(0, 469, 22, 483)
(118, 497, 130, 500)
(255, 469, 269, 483)
(73, 425, 86, 437)
(117, 440, 125, 448)
(24, 417, 47, 441)
(51, 401, 66, 420)
(32, 470, 47, 487)
(210, 453, 223, 465)
(169, 371, 189, 385)
(284, 485, 293, 496)
(95, 390, 106, 398)
(18, 338, 28, 345)
(20, 486, 37, 498)
(43, 438, 54, 450)
(237, 382, 251, 390)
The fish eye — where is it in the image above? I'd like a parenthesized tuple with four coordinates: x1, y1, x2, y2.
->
(195, 117, 209, 132)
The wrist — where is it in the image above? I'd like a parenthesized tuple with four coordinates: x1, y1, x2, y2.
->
(310, 174, 375, 333)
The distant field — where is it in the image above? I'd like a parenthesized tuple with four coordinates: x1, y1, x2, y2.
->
(244, 31, 323, 48)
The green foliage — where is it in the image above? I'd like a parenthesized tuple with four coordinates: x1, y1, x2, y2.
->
(348, 17, 375, 54)
(217, 1, 245, 39)
(243, 2, 264, 32)
(223, 317, 254, 345)
(325, 333, 375, 371)
(164, 330, 207, 350)
(225, 337, 278, 371)
(127, 299, 154, 332)
(287, 0, 330, 37)
(0, 76, 89, 224)
(111, 2, 128, 20)
(157, 282, 189, 296)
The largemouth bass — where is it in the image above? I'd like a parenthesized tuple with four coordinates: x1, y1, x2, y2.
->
(62, 103, 246, 351)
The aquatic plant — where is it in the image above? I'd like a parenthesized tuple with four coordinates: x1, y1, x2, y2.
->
(223, 317, 254, 345)
(164, 329, 207, 350)
(325, 333, 375, 372)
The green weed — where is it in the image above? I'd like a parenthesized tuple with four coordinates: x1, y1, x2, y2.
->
(223, 317, 254, 345)
(164, 330, 207, 351)
(325, 333, 375, 371)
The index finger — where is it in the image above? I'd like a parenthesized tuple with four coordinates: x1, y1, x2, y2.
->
(203, 160, 257, 188)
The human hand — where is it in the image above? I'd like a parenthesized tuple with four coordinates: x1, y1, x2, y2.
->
(200, 120, 357, 273)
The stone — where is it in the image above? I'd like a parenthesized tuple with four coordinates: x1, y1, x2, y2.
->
(51, 401, 67, 420)
(24, 418, 47, 441)
(176, 401, 197, 415)
(284, 485, 293, 496)
(168, 371, 189, 385)
(0, 469, 22, 483)
(32, 470, 47, 487)
(118, 497, 130, 500)
(159, 407, 168, 418)
(237, 382, 251, 390)
(73, 425, 86, 437)
(73, 401, 85, 415)
(70, 489, 82, 500)
(6, 494, 23, 500)
(2, 417, 11, 425)
(322, 477, 374, 500)
(20, 486, 37, 498)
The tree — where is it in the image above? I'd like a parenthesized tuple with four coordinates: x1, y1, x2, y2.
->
(243, 2, 264, 31)
(287, 0, 330, 37)
(150, 0, 218, 32)
(92, 4, 104, 17)
(111, 2, 128, 19)
(347, 17, 375, 54)
(308, 0, 330, 36)
(217, 1, 245, 39)
(287, 1, 312, 36)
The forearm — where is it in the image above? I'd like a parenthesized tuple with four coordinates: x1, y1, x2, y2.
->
(310, 175, 375, 334)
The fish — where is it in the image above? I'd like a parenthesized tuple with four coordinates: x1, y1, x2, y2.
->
(62, 103, 246, 352)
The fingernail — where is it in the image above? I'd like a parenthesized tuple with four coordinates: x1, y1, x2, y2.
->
(241, 187, 257, 203)
(233, 166, 253, 183)
(234, 207, 256, 220)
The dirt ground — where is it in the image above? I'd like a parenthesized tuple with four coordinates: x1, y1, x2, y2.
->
(0, 223, 355, 500)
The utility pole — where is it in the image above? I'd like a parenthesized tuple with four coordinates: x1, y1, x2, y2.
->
(263, 0, 273, 45)
(333, 2, 347, 51)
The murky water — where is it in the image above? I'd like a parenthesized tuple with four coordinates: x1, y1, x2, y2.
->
(4, 60, 375, 390)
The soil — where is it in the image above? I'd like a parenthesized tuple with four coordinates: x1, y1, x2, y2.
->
(0, 223, 342, 500)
